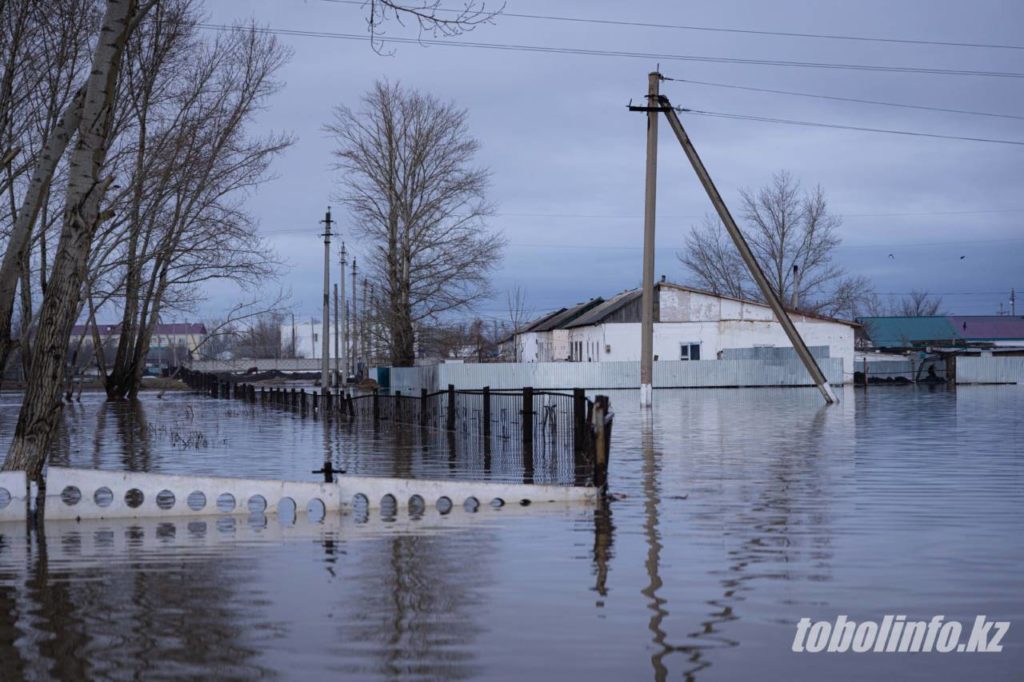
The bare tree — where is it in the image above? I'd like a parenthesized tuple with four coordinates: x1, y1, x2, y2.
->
(678, 170, 873, 317)
(327, 80, 504, 367)
(4, 0, 155, 476)
(362, 0, 501, 53)
(100, 8, 289, 399)
(894, 290, 943, 317)
(506, 283, 532, 333)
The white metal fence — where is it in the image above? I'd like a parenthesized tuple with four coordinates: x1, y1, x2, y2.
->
(388, 357, 844, 393)
(956, 357, 1024, 384)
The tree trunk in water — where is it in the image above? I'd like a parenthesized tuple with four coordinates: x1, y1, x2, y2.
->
(3, 0, 140, 477)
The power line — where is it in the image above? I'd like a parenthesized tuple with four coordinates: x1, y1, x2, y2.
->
(196, 23, 1024, 79)
(315, 0, 1024, 51)
(664, 77, 1024, 121)
(677, 107, 1024, 146)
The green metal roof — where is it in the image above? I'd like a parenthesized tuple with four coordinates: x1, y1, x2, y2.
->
(858, 316, 961, 347)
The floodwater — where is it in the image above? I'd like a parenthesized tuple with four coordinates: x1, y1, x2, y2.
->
(0, 384, 1021, 680)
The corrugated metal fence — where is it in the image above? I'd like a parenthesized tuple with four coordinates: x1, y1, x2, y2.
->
(956, 357, 1024, 384)
(389, 357, 844, 393)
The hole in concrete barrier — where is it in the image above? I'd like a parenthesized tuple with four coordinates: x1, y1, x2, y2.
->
(156, 490, 176, 510)
(125, 489, 144, 509)
(463, 496, 480, 513)
(307, 498, 326, 523)
(248, 494, 267, 514)
(352, 493, 369, 524)
(187, 491, 207, 511)
(490, 497, 505, 508)
(0, 488, 10, 510)
(157, 522, 176, 540)
(217, 493, 236, 513)
(408, 494, 425, 517)
(278, 497, 296, 524)
(381, 494, 397, 520)
(519, 499, 532, 507)
(61, 486, 82, 506)
(187, 521, 207, 537)
(94, 487, 113, 507)
(437, 496, 452, 515)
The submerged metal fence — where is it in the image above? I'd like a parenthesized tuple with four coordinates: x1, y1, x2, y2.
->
(177, 369, 612, 488)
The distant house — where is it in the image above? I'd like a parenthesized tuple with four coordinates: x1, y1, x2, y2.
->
(69, 322, 207, 365)
(512, 298, 603, 362)
(858, 315, 1024, 351)
(512, 282, 858, 375)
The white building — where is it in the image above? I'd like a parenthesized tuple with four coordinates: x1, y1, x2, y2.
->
(517, 282, 857, 376)
(280, 320, 328, 359)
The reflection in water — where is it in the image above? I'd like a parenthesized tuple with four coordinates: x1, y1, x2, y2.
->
(0, 387, 1020, 680)
(0, 520, 268, 680)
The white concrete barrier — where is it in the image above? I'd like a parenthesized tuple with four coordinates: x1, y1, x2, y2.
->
(43, 467, 597, 521)
(0, 471, 27, 523)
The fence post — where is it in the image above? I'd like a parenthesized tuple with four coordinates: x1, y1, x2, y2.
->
(522, 386, 534, 444)
(312, 390, 318, 417)
(593, 395, 611, 490)
(372, 388, 380, 421)
(291, 388, 297, 409)
(347, 391, 354, 417)
(395, 390, 402, 422)
(420, 388, 428, 427)
(260, 387, 266, 404)
(482, 386, 491, 439)
(573, 388, 586, 453)
(301, 389, 308, 416)
(446, 384, 456, 431)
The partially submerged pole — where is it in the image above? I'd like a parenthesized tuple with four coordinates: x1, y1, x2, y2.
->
(656, 97, 837, 405)
(639, 72, 660, 408)
(319, 208, 333, 394)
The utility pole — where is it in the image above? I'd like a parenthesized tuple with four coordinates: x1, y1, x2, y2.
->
(1012, 288, 1017, 316)
(645, 89, 837, 404)
(319, 207, 333, 393)
(333, 283, 339, 384)
(363, 278, 370, 369)
(339, 242, 347, 383)
(290, 312, 296, 358)
(351, 258, 358, 376)
(639, 71, 660, 407)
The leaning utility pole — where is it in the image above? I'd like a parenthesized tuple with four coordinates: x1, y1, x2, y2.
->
(637, 85, 837, 405)
(339, 242, 347, 382)
(319, 207, 333, 393)
(639, 72, 660, 407)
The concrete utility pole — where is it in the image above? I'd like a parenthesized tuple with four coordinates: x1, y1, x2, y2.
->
(363, 278, 370, 368)
(654, 95, 837, 404)
(333, 283, 339, 383)
(1011, 288, 1017, 316)
(319, 207, 333, 393)
(339, 242, 347, 382)
(351, 258, 358, 376)
(639, 72, 660, 407)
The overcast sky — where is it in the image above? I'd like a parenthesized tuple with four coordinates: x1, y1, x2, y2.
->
(198, 0, 1023, 323)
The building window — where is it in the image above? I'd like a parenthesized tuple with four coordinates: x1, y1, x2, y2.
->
(680, 342, 701, 361)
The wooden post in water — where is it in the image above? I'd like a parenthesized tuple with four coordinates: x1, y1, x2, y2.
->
(446, 384, 456, 431)
(593, 395, 611, 490)
(372, 388, 379, 421)
(301, 389, 308, 416)
(420, 388, 428, 427)
(312, 390, 318, 418)
(395, 390, 402, 422)
(573, 388, 586, 453)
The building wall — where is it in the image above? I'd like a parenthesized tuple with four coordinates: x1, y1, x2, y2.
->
(568, 319, 855, 377)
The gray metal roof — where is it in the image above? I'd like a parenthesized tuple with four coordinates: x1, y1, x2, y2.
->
(532, 298, 604, 331)
(564, 289, 642, 329)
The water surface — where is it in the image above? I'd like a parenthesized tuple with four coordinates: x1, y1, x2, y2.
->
(0, 385, 1020, 680)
